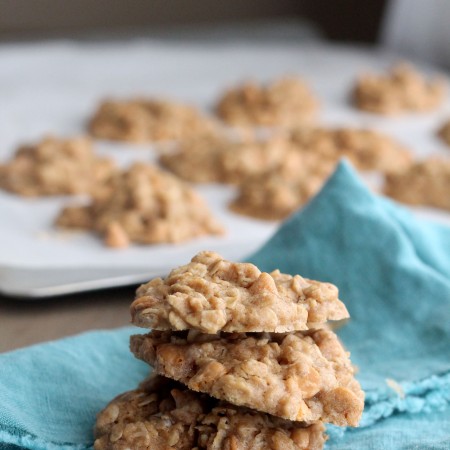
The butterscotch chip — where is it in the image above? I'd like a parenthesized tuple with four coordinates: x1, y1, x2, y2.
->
(352, 63, 446, 115)
(384, 158, 450, 210)
(131, 251, 348, 333)
(288, 127, 412, 174)
(0, 136, 116, 197)
(438, 120, 450, 147)
(89, 98, 217, 143)
(56, 164, 224, 247)
(94, 375, 326, 450)
(160, 134, 294, 184)
(216, 77, 318, 127)
(131, 328, 363, 426)
(230, 151, 335, 220)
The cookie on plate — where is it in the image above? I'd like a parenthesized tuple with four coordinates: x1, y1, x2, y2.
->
(352, 63, 446, 115)
(0, 136, 115, 197)
(94, 375, 327, 450)
(384, 158, 450, 211)
(131, 251, 348, 333)
(216, 77, 318, 127)
(56, 164, 224, 248)
(131, 328, 364, 426)
(89, 98, 217, 143)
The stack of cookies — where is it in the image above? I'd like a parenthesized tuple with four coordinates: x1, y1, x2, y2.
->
(94, 251, 364, 449)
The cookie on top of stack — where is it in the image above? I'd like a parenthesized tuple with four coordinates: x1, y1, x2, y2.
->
(94, 251, 364, 450)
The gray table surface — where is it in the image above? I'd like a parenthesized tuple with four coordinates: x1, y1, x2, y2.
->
(0, 285, 136, 353)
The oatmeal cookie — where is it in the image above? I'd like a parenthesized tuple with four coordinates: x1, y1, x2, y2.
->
(0, 136, 115, 197)
(56, 164, 224, 247)
(89, 98, 217, 143)
(289, 127, 412, 174)
(159, 133, 227, 183)
(230, 151, 334, 220)
(131, 251, 348, 333)
(216, 77, 318, 127)
(384, 158, 450, 210)
(352, 63, 446, 115)
(131, 328, 363, 426)
(438, 120, 450, 147)
(159, 134, 293, 184)
(94, 375, 326, 450)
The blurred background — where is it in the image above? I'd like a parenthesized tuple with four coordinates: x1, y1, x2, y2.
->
(1, 0, 450, 353)
(0, 0, 448, 68)
(0, 0, 387, 43)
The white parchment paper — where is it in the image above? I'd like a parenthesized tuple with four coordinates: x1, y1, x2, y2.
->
(0, 40, 449, 294)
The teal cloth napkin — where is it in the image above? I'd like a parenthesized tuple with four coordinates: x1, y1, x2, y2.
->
(1, 161, 450, 450)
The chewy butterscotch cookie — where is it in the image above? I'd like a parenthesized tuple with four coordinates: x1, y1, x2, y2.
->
(159, 133, 228, 183)
(131, 251, 348, 333)
(0, 136, 115, 197)
(230, 150, 334, 220)
(225, 127, 412, 221)
(160, 134, 293, 184)
(216, 77, 318, 127)
(56, 164, 224, 248)
(384, 158, 450, 211)
(131, 328, 364, 426)
(288, 127, 412, 174)
(352, 63, 446, 115)
(89, 98, 217, 143)
(94, 375, 326, 450)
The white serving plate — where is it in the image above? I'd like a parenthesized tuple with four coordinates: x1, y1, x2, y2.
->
(1, 40, 449, 297)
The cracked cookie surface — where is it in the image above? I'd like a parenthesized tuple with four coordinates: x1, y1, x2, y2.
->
(94, 375, 326, 450)
(131, 251, 348, 333)
(216, 77, 318, 127)
(89, 98, 217, 143)
(56, 164, 224, 247)
(352, 63, 446, 115)
(0, 136, 115, 197)
(131, 328, 364, 426)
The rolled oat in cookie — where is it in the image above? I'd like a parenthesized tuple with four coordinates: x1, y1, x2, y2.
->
(89, 98, 217, 143)
(94, 375, 326, 450)
(216, 77, 318, 127)
(0, 136, 116, 197)
(56, 164, 224, 247)
(131, 251, 348, 333)
(130, 328, 363, 426)
(352, 63, 446, 115)
(384, 158, 450, 211)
